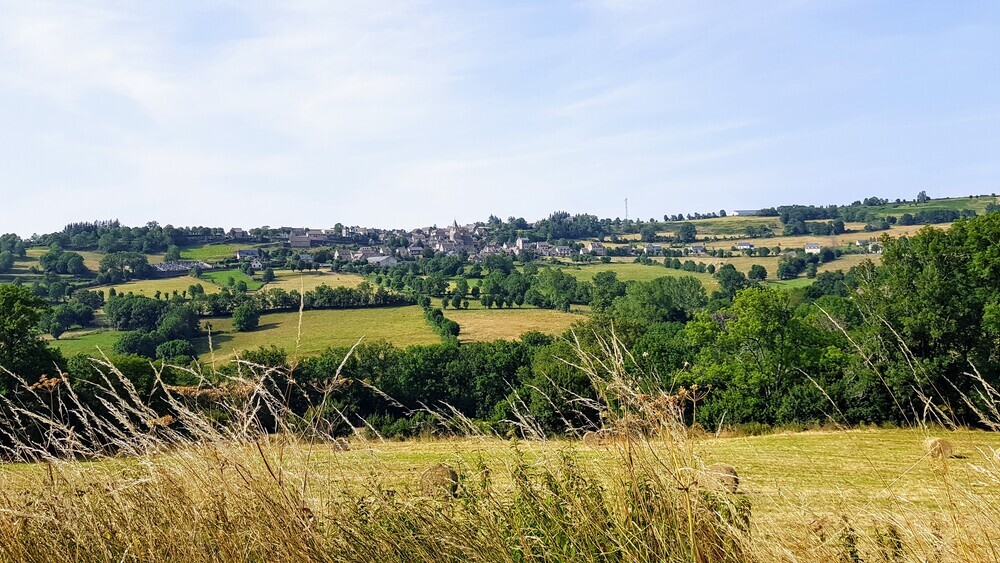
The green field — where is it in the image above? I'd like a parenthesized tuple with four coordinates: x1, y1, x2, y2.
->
(196, 306, 440, 362)
(47, 329, 121, 358)
(445, 307, 582, 342)
(178, 243, 248, 262)
(201, 268, 262, 290)
(560, 262, 719, 290)
(99, 275, 222, 297)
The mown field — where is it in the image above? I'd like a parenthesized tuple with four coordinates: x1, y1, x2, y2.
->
(178, 243, 253, 262)
(444, 306, 582, 342)
(98, 275, 222, 297)
(560, 262, 719, 290)
(195, 306, 440, 362)
(265, 270, 365, 292)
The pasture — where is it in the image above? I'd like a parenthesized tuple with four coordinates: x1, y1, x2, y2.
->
(201, 268, 263, 290)
(178, 243, 249, 262)
(47, 329, 121, 358)
(445, 307, 582, 342)
(195, 306, 440, 362)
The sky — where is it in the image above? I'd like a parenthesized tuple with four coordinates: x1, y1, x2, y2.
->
(1, 1, 998, 236)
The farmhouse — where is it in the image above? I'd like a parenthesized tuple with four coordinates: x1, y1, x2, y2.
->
(289, 235, 311, 248)
(689, 244, 706, 255)
(644, 243, 662, 254)
(583, 242, 606, 256)
(736, 242, 755, 251)
(804, 243, 822, 254)
(235, 249, 260, 260)
(367, 256, 398, 267)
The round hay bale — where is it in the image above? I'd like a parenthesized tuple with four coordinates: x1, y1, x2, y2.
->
(420, 463, 458, 498)
(333, 437, 350, 452)
(923, 437, 953, 459)
(703, 463, 739, 494)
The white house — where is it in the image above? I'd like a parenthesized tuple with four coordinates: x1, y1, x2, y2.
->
(804, 243, 822, 254)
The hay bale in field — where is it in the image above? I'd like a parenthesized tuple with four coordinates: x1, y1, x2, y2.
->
(420, 463, 458, 498)
(333, 437, 350, 452)
(923, 437, 953, 459)
(702, 463, 740, 494)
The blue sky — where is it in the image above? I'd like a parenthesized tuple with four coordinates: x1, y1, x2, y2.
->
(1, 1, 998, 236)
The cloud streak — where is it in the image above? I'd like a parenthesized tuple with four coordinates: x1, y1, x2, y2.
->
(0, 1, 997, 236)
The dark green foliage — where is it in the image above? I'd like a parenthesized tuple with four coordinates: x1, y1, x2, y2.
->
(232, 303, 261, 332)
(0, 285, 63, 390)
(155, 339, 196, 361)
(113, 330, 159, 358)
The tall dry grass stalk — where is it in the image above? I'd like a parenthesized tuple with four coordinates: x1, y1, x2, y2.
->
(0, 326, 998, 561)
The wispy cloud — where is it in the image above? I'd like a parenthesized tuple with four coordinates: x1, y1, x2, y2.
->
(0, 1, 997, 235)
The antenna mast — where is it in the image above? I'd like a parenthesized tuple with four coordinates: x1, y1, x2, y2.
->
(624, 198, 629, 221)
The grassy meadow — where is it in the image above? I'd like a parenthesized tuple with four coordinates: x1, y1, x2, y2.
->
(201, 268, 263, 290)
(179, 243, 252, 262)
(195, 306, 440, 362)
(47, 329, 121, 357)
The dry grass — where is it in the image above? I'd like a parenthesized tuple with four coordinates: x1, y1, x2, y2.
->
(3, 327, 1000, 561)
(98, 275, 222, 297)
(707, 223, 953, 252)
(445, 307, 582, 342)
(264, 270, 365, 292)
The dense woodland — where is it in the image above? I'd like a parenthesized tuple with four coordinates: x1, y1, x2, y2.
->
(3, 204, 1000, 442)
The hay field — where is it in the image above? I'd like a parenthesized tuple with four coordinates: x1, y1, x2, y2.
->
(265, 270, 365, 292)
(195, 306, 439, 362)
(706, 223, 953, 252)
(99, 275, 222, 297)
(5, 428, 998, 561)
(445, 307, 582, 342)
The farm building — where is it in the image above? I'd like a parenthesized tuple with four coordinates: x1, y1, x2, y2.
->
(731, 209, 761, 216)
(236, 249, 259, 260)
(804, 243, 822, 254)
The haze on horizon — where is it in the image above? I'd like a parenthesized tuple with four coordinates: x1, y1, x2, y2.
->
(1, 1, 998, 237)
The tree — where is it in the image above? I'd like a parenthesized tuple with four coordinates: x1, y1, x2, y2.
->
(450, 293, 462, 309)
(590, 270, 626, 313)
(674, 223, 697, 243)
(262, 268, 275, 283)
(232, 303, 261, 332)
(714, 264, 749, 299)
(639, 225, 657, 243)
(748, 264, 767, 281)
(156, 339, 196, 361)
(0, 251, 14, 273)
(164, 245, 182, 262)
(916, 190, 930, 204)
